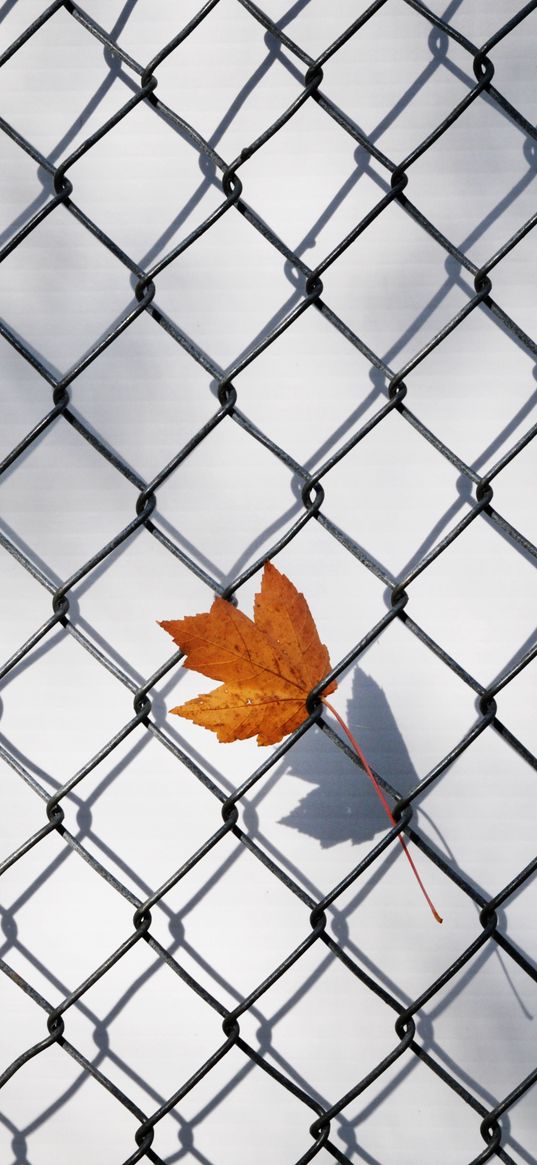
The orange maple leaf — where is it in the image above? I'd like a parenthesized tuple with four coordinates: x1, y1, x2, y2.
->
(159, 561, 337, 746)
(159, 561, 442, 922)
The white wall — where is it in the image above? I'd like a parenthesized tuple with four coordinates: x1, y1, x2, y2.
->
(0, 2, 536, 1163)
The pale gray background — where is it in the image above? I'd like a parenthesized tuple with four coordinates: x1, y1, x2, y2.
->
(0, 1, 536, 1162)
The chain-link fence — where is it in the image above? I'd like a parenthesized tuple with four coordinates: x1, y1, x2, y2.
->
(1, 1, 536, 1162)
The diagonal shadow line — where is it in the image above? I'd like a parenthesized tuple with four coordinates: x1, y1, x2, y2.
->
(1, 0, 534, 605)
(104, 129, 537, 592)
(3, 638, 510, 1155)
(0, 775, 398, 1165)
(204, 3, 311, 153)
(2, 496, 533, 1151)
(1, 867, 363, 1162)
(0, 860, 357, 1164)
(2, 675, 533, 1165)
(0, 0, 531, 410)
(0, 431, 524, 1118)
(376, 173, 537, 377)
(0, 19, 142, 248)
(1, 0, 535, 1155)
(0, 182, 53, 253)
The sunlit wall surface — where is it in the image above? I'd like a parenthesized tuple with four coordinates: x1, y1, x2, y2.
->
(0, 2, 536, 1162)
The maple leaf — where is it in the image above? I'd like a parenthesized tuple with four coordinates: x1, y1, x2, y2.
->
(159, 563, 442, 922)
(159, 561, 337, 746)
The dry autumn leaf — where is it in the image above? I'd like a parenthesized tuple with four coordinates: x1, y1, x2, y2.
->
(159, 561, 337, 746)
(159, 561, 442, 923)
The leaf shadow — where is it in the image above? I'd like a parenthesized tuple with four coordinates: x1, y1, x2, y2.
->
(280, 664, 417, 848)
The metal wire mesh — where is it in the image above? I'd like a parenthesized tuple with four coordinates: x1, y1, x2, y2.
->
(0, 1, 536, 1161)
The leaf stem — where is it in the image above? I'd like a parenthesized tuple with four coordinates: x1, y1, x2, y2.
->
(321, 698, 442, 924)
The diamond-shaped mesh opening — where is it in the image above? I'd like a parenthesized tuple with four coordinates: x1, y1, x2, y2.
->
(153, 0, 306, 159)
(320, 1, 476, 159)
(0, 6, 132, 158)
(0, 210, 136, 374)
(70, 100, 225, 266)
